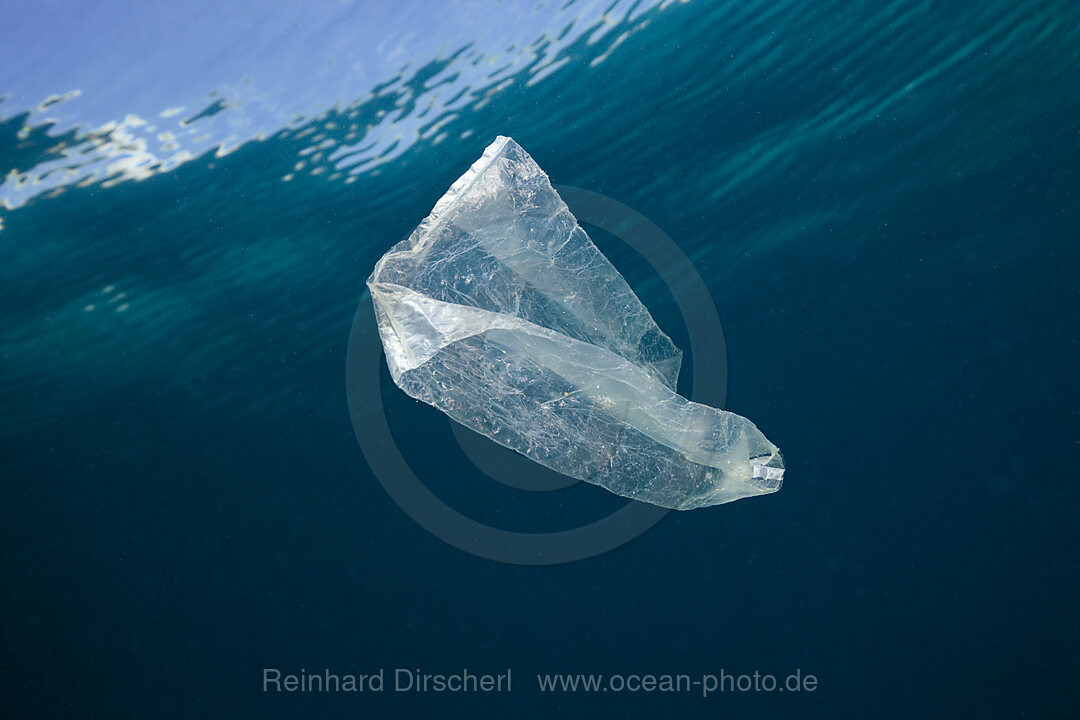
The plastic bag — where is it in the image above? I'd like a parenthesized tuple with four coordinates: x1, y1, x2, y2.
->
(368, 136, 783, 510)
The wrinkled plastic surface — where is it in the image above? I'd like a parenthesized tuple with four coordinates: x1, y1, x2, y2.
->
(368, 136, 784, 510)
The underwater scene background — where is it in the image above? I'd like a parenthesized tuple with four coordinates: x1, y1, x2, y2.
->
(2, 0, 1078, 717)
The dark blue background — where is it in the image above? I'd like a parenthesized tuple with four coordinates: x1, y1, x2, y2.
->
(2, 1, 1078, 717)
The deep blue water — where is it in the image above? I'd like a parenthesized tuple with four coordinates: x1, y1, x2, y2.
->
(2, 1, 1079, 717)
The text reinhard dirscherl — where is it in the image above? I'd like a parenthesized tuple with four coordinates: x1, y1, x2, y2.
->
(262, 668, 819, 697)
(263, 668, 512, 694)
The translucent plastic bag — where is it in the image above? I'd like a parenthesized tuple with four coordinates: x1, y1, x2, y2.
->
(369, 136, 783, 510)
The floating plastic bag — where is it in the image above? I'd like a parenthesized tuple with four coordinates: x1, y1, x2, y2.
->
(368, 136, 783, 510)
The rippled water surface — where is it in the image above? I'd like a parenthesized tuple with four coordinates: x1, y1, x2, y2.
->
(2, 1, 1078, 717)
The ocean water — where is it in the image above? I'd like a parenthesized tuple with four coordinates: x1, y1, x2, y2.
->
(2, 0, 1078, 717)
